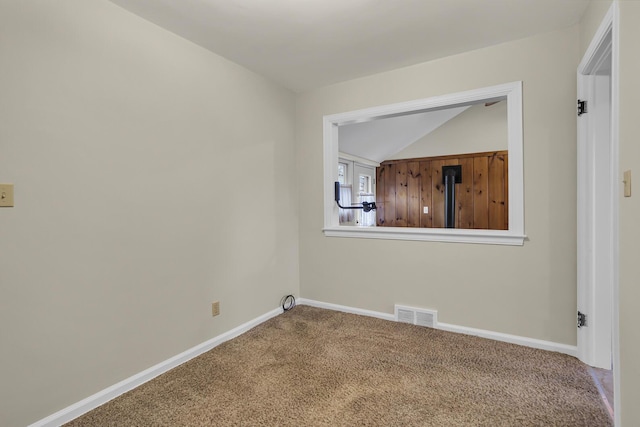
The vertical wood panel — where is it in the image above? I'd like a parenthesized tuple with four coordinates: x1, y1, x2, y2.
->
(384, 164, 396, 226)
(488, 152, 506, 230)
(419, 161, 432, 228)
(431, 160, 445, 228)
(376, 166, 385, 226)
(377, 151, 507, 230)
(407, 161, 421, 227)
(457, 158, 474, 229)
(473, 156, 489, 229)
(395, 162, 408, 227)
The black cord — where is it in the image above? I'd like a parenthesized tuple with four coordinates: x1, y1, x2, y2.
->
(281, 294, 296, 311)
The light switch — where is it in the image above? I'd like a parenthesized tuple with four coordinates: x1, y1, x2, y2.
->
(423, 206, 429, 214)
(0, 184, 14, 207)
(623, 170, 632, 197)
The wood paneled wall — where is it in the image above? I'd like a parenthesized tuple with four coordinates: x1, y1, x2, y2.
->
(376, 151, 508, 230)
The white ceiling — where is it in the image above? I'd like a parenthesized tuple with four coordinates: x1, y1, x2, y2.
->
(339, 106, 470, 163)
(108, 0, 590, 93)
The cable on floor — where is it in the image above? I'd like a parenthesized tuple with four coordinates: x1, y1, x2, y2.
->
(281, 294, 296, 311)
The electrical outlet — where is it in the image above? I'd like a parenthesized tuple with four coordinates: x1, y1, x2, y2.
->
(211, 301, 220, 317)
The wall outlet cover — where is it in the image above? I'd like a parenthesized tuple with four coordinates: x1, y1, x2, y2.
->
(211, 301, 220, 317)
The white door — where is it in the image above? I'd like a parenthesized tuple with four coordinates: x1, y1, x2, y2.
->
(576, 12, 617, 372)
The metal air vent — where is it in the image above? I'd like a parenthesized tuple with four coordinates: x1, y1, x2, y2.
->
(394, 305, 438, 328)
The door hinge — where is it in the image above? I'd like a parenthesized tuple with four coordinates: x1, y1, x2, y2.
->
(578, 99, 587, 116)
(577, 311, 587, 328)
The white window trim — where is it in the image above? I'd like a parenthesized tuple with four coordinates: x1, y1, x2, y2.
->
(323, 81, 526, 246)
(338, 151, 380, 168)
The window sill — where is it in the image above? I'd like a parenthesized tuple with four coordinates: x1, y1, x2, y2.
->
(323, 226, 526, 246)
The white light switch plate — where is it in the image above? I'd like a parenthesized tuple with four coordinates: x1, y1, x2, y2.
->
(0, 183, 14, 207)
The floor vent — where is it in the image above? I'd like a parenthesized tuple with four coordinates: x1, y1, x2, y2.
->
(394, 305, 438, 328)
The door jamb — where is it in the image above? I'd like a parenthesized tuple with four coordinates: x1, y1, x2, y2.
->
(576, 2, 620, 425)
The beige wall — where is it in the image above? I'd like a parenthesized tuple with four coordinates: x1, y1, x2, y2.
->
(0, 1, 298, 425)
(4, 1, 637, 426)
(617, 2, 640, 425)
(388, 101, 508, 160)
(298, 26, 579, 344)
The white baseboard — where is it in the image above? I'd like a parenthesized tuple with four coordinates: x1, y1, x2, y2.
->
(436, 322, 577, 357)
(32, 299, 578, 426)
(297, 298, 395, 321)
(297, 298, 577, 357)
(29, 307, 283, 427)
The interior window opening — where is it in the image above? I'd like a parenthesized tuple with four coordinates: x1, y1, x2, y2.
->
(324, 82, 524, 245)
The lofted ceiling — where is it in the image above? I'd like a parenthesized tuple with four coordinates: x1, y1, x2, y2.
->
(108, 0, 590, 93)
(339, 106, 470, 163)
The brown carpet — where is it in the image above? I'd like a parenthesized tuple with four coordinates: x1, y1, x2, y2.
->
(66, 306, 612, 426)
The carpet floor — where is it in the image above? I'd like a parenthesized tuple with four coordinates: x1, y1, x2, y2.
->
(66, 305, 612, 426)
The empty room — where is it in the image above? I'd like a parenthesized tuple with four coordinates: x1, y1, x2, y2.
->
(1, 0, 639, 426)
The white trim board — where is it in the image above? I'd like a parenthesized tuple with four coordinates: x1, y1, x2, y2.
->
(576, 2, 620, 426)
(297, 298, 577, 357)
(297, 298, 395, 322)
(338, 151, 380, 168)
(29, 307, 283, 427)
(436, 322, 576, 357)
(32, 298, 577, 426)
(323, 81, 525, 246)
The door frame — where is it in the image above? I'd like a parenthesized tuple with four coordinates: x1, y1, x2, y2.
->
(576, 1, 620, 424)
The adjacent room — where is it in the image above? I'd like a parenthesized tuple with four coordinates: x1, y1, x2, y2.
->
(1, 1, 639, 426)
